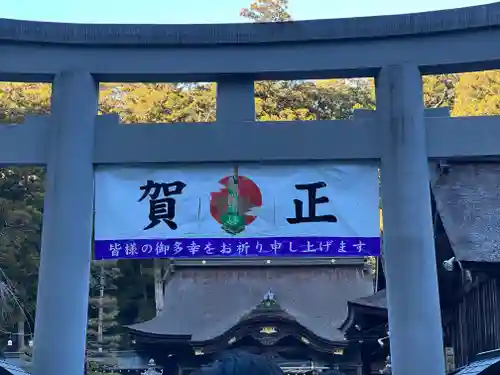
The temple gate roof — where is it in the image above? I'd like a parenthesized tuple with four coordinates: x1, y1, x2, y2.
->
(128, 264, 373, 343)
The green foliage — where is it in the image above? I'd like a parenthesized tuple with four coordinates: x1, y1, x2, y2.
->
(240, 0, 292, 22)
(115, 260, 155, 328)
(99, 83, 216, 123)
(452, 70, 500, 116)
(423, 74, 458, 109)
(0, 83, 51, 123)
(255, 79, 374, 121)
(0, 83, 46, 341)
(87, 263, 122, 355)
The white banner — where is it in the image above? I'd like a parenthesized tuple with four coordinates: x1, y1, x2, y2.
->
(94, 163, 380, 260)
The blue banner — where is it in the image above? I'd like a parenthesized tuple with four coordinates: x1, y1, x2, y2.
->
(94, 236, 380, 260)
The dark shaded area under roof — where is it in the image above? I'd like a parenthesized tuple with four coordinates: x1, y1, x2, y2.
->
(433, 163, 500, 263)
(128, 265, 374, 343)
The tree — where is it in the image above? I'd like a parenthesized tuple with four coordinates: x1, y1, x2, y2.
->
(241, 0, 374, 121)
(0, 83, 51, 122)
(308, 79, 375, 119)
(87, 263, 121, 352)
(254, 78, 374, 121)
(423, 74, 458, 109)
(114, 259, 156, 332)
(86, 262, 121, 372)
(99, 83, 216, 123)
(255, 81, 316, 121)
(240, 0, 292, 22)
(0, 269, 25, 351)
(452, 70, 500, 116)
(0, 83, 47, 350)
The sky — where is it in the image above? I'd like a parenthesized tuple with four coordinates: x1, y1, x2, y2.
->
(1, 0, 498, 24)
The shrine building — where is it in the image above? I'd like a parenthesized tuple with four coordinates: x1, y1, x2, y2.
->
(128, 258, 376, 375)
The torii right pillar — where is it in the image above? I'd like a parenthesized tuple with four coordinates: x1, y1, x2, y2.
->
(377, 64, 445, 375)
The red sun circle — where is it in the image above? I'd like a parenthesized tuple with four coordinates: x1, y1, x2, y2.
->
(210, 175, 263, 226)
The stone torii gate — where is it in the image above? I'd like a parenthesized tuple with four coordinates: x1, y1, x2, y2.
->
(2, 3, 500, 375)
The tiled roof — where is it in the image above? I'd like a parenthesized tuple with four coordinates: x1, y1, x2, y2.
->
(433, 163, 500, 263)
(128, 265, 374, 342)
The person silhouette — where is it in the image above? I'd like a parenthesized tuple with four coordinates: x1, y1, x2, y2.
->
(198, 351, 284, 375)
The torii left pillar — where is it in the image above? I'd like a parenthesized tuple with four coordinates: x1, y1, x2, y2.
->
(32, 71, 97, 375)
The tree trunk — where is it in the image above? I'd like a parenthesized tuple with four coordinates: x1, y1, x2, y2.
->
(153, 259, 164, 316)
(97, 265, 104, 344)
(16, 310, 25, 351)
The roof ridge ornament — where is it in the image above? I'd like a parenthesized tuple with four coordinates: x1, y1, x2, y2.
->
(141, 359, 163, 375)
(238, 289, 297, 324)
(263, 289, 276, 304)
(254, 288, 282, 311)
